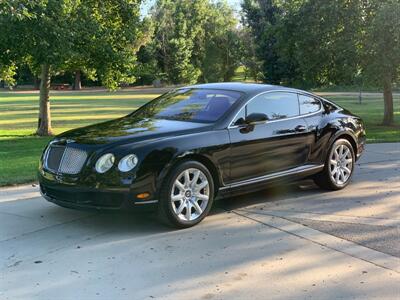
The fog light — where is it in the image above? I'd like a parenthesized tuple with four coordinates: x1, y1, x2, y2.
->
(137, 192, 150, 199)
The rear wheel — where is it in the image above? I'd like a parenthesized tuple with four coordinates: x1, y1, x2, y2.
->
(314, 139, 355, 190)
(158, 161, 215, 228)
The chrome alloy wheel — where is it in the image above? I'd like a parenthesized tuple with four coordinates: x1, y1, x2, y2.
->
(170, 168, 210, 221)
(329, 144, 353, 185)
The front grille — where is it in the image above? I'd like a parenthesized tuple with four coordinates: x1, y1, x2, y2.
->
(45, 145, 88, 175)
(46, 145, 65, 172)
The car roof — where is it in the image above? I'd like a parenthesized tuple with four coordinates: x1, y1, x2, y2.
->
(183, 82, 295, 95)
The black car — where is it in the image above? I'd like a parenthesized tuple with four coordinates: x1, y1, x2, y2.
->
(39, 83, 366, 228)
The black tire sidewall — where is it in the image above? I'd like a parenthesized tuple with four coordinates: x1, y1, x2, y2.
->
(159, 160, 215, 228)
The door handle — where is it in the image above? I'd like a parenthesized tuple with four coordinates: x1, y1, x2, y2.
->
(295, 125, 307, 132)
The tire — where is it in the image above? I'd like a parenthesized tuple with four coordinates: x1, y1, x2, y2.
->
(313, 138, 355, 190)
(158, 160, 215, 228)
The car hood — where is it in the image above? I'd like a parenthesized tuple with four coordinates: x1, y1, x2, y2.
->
(57, 116, 213, 146)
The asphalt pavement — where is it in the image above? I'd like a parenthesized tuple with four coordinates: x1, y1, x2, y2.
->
(0, 143, 399, 300)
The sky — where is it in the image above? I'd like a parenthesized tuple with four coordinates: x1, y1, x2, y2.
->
(140, 0, 243, 17)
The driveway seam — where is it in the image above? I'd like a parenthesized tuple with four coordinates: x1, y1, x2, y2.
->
(238, 208, 400, 224)
(357, 159, 400, 165)
(230, 209, 400, 274)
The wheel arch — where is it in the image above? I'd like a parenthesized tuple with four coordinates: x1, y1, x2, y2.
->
(329, 131, 358, 158)
(155, 153, 222, 198)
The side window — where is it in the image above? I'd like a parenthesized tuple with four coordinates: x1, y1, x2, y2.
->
(299, 94, 321, 115)
(247, 92, 299, 120)
(233, 107, 246, 125)
(322, 100, 338, 113)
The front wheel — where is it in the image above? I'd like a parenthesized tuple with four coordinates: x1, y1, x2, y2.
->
(314, 139, 355, 190)
(158, 161, 215, 228)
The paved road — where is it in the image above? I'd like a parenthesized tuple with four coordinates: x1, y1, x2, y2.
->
(0, 143, 399, 300)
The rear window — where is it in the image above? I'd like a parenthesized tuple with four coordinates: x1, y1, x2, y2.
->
(133, 89, 242, 123)
(322, 99, 339, 112)
(299, 95, 321, 115)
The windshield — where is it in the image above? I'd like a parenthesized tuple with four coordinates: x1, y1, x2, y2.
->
(132, 89, 243, 123)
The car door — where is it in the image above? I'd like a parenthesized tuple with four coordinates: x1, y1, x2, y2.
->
(227, 92, 312, 184)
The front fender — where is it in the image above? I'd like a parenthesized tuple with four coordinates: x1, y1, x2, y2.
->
(149, 130, 231, 197)
(120, 130, 230, 199)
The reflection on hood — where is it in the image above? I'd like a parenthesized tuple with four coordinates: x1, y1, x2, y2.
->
(57, 116, 212, 145)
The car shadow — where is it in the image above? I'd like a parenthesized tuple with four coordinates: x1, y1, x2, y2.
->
(213, 179, 316, 213)
(75, 179, 323, 229)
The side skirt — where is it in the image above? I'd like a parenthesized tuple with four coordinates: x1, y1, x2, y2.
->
(219, 164, 324, 192)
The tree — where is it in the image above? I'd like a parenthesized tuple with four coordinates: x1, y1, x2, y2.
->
(363, 1, 400, 125)
(238, 28, 264, 82)
(242, 0, 399, 126)
(200, 1, 241, 82)
(0, 64, 17, 88)
(287, 0, 362, 87)
(0, 0, 147, 136)
(241, 0, 290, 84)
(148, 0, 241, 84)
(135, 43, 161, 85)
(151, 0, 209, 84)
(242, 0, 364, 87)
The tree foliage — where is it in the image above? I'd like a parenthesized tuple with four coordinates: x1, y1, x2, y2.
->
(151, 0, 208, 84)
(242, 0, 399, 124)
(145, 0, 240, 84)
(362, 1, 400, 85)
(241, 0, 290, 84)
(200, 1, 241, 82)
(362, 1, 400, 125)
(242, 0, 363, 87)
(238, 27, 264, 82)
(0, 63, 17, 87)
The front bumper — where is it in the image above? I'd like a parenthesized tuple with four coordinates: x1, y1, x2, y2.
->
(38, 169, 159, 211)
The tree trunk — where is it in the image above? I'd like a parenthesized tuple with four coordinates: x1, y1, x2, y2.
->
(73, 70, 81, 90)
(33, 76, 40, 90)
(36, 64, 53, 136)
(383, 77, 394, 126)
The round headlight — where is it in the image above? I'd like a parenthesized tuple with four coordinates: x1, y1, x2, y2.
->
(95, 153, 115, 173)
(118, 154, 138, 172)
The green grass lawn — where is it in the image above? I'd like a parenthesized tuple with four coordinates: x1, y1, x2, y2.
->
(0, 88, 399, 186)
(0, 89, 161, 186)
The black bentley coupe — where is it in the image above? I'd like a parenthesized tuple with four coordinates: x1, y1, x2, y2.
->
(39, 83, 366, 228)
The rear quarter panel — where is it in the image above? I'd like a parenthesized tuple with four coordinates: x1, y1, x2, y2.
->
(304, 107, 365, 164)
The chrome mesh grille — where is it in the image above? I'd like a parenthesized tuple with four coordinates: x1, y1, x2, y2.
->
(45, 145, 87, 175)
(59, 147, 88, 174)
(46, 145, 65, 172)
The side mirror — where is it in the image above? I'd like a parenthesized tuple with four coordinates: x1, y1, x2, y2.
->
(245, 113, 268, 124)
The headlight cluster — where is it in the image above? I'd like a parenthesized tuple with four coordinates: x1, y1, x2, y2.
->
(95, 153, 138, 174)
(118, 154, 139, 172)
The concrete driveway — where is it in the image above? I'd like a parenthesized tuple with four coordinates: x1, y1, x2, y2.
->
(1, 143, 399, 300)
